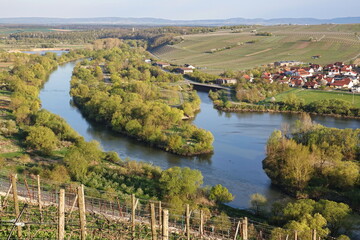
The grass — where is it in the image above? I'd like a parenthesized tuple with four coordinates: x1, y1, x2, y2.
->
(266, 88, 360, 108)
(152, 24, 360, 74)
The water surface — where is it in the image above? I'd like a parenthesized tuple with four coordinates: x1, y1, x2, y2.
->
(40, 62, 360, 208)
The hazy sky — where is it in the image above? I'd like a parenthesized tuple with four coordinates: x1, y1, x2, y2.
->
(1, 0, 359, 19)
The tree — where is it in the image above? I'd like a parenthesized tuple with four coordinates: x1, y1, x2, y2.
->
(250, 193, 267, 215)
(209, 184, 234, 203)
(285, 213, 329, 239)
(160, 167, 203, 199)
(315, 200, 351, 235)
(25, 126, 58, 155)
(64, 147, 89, 181)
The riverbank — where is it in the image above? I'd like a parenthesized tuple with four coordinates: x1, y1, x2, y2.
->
(214, 104, 360, 120)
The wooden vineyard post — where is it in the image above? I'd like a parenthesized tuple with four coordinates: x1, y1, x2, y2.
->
(162, 209, 169, 240)
(294, 230, 298, 240)
(158, 201, 162, 235)
(312, 229, 317, 240)
(241, 217, 248, 240)
(58, 189, 65, 240)
(37, 175, 43, 222)
(185, 204, 190, 240)
(150, 203, 157, 240)
(77, 185, 87, 240)
(11, 174, 22, 239)
(234, 220, 241, 240)
(200, 209, 204, 239)
(131, 194, 139, 240)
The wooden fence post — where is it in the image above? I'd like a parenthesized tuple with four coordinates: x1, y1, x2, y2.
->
(11, 174, 22, 239)
(312, 229, 317, 240)
(150, 203, 157, 240)
(77, 185, 87, 240)
(131, 194, 139, 240)
(58, 189, 65, 240)
(294, 230, 298, 240)
(162, 209, 169, 240)
(158, 200, 162, 235)
(241, 217, 248, 240)
(200, 209, 204, 239)
(37, 175, 43, 222)
(186, 204, 190, 240)
(234, 220, 241, 240)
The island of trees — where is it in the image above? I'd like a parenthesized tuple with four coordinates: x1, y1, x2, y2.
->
(70, 39, 213, 156)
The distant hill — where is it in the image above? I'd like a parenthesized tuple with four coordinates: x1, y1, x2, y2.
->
(0, 17, 359, 26)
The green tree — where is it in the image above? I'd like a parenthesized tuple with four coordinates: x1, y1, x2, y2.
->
(250, 193, 268, 215)
(160, 167, 203, 199)
(25, 126, 58, 155)
(209, 184, 234, 203)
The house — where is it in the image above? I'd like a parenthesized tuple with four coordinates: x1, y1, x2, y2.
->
(342, 71, 358, 77)
(243, 74, 254, 82)
(310, 64, 323, 72)
(175, 67, 193, 74)
(325, 77, 334, 85)
(184, 64, 196, 69)
(216, 78, 237, 85)
(327, 68, 340, 76)
(292, 69, 312, 78)
(330, 78, 353, 89)
(303, 67, 315, 73)
(289, 79, 304, 87)
(155, 62, 170, 68)
(304, 81, 319, 89)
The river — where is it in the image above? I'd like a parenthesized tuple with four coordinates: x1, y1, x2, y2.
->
(39, 61, 360, 208)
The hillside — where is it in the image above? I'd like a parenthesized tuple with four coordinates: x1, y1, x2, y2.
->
(152, 24, 360, 73)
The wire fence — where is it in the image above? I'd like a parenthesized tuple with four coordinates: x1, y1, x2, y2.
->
(0, 173, 338, 240)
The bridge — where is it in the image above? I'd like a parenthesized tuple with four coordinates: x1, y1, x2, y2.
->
(185, 78, 231, 92)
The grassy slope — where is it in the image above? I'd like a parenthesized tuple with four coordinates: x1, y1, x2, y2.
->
(265, 88, 360, 108)
(153, 24, 360, 74)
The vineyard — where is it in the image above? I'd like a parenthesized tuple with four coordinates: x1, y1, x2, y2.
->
(0, 173, 334, 240)
(151, 24, 360, 73)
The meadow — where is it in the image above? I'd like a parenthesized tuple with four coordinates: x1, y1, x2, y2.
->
(152, 24, 360, 74)
(265, 88, 360, 108)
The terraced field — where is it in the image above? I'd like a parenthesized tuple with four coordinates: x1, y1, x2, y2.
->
(152, 24, 360, 74)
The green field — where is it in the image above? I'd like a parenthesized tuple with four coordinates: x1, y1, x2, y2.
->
(152, 24, 360, 73)
(266, 88, 360, 108)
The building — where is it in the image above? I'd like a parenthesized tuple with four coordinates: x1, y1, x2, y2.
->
(155, 62, 170, 68)
(175, 67, 193, 74)
(274, 61, 303, 67)
(184, 64, 196, 69)
(216, 78, 237, 85)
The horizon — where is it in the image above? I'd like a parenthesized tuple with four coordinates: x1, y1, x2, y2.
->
(1, 0, 359, 20)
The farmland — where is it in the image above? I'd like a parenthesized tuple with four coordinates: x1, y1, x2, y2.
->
(265, 88, 360, 108)
(152, 24, 360, 74)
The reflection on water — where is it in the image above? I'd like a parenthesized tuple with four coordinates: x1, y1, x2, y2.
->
(39, 62, 360, 208)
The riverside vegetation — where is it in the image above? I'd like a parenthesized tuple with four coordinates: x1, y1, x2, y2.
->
(70, 39, 213, 156)
(0, 41, 232, 228)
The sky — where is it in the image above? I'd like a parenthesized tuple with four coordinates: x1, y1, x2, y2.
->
(0, 0, 359, 20)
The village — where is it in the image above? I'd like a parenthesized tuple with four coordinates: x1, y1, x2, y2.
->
(152, 60, 360, 93)
(260, 60, 360, 92)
